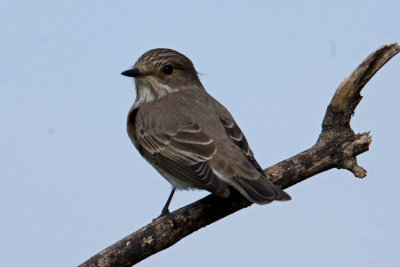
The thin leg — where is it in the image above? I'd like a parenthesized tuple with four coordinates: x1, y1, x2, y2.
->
(160, 188, 176, 217)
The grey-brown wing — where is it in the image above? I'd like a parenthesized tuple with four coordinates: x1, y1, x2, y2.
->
(220, 116, 267, 172)
(214, 116, 291, 203)
(137, 123, 229, 197)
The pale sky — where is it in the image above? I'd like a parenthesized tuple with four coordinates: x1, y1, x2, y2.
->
(1, 1, 399, 266)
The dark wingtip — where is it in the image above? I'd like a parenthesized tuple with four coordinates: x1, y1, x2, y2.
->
(276, 190, 291, 201)
(231, 176, 291, 204)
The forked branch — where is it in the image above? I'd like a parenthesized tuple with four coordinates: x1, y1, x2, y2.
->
(80, 43, 399, 267)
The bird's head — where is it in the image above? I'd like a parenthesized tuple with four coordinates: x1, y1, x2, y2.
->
(122, 48, 203, 107)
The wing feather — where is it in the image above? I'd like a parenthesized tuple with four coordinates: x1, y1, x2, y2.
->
(215, 116, 291, 203)
(137, 123, 229, 197)
(220, 117, 252, 156)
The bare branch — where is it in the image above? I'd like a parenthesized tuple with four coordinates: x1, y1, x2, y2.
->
(79, 43, 399, 267)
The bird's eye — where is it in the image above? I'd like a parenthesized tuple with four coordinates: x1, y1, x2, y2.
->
(162, 65, 173, 75)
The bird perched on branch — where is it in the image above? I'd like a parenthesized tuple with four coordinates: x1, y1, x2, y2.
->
(122, 48, 290, 217)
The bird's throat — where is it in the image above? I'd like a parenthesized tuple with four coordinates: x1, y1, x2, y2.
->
(134, 77, 176, 108)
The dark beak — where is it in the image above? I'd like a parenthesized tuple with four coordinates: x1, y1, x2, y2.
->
(121, 68, 143, 77)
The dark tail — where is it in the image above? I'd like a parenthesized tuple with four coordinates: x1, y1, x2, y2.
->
(232, 175, 291, 204)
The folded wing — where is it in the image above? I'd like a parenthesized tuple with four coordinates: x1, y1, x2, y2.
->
(211, 117, 291, 203)
(137, 123, 230, 197)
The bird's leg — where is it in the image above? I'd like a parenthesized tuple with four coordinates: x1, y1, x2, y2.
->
(154, 188, 178, 228)
(160, 188, 176, 217)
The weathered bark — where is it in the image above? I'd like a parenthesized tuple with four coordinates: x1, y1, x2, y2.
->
(80, 43, 399, 267)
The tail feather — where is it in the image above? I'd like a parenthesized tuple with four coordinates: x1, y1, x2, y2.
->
(232, 175, 291, 204)
(210, 139, 291, 204)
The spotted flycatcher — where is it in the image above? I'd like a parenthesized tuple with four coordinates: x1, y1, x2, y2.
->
(122, 48, 290, 216)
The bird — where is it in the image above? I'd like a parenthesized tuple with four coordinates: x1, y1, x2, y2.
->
(121, 48, 290, 217)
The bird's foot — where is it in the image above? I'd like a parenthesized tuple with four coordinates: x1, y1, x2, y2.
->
(153, 208, 178, 228)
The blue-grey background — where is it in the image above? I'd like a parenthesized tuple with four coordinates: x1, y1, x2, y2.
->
(1, 1, 399, 266)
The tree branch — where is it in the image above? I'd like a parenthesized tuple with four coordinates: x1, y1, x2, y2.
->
(80, 43, 400, 267)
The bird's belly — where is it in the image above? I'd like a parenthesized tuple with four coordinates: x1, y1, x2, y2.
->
(150, 162, 195, 190)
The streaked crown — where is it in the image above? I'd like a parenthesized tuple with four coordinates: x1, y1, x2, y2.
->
(135, 48, 196, 73)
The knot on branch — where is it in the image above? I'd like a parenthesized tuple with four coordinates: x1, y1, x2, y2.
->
(339, 157, 367, 178)
(336, 133, 372, 178)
